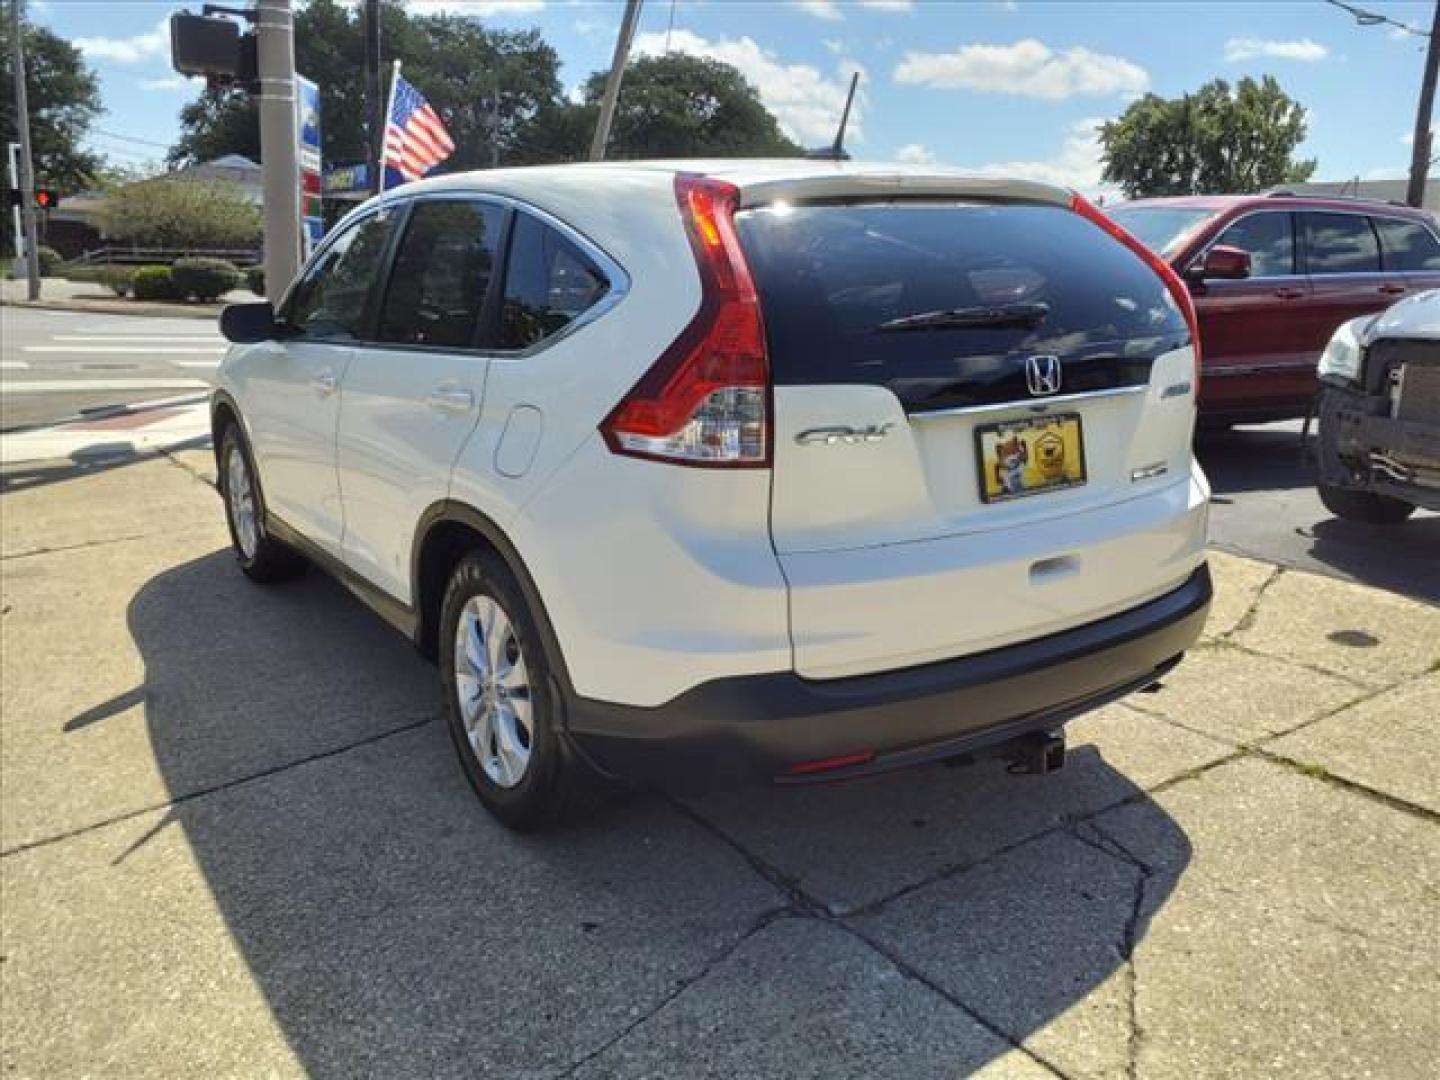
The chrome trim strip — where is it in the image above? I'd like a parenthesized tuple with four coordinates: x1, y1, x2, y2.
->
(906, 384, 1147, 421)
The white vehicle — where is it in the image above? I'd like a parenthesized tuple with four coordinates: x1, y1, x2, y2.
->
(214, 161, 1212, 829)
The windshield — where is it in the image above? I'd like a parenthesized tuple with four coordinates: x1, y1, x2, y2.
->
(1107, 206, 1217, 258)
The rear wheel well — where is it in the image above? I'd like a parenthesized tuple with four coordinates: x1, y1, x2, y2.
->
(415, 521, 496, 660)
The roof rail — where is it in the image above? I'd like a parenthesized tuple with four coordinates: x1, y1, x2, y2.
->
(1260, 187, 1418, 209)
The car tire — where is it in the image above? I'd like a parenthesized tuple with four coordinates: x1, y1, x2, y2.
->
(440, 549, 578, 831)
(218, 423, 307, 582)
(1317, 482, 1416, 525)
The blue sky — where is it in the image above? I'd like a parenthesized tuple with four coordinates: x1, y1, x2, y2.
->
(30, 0, 1434, 192)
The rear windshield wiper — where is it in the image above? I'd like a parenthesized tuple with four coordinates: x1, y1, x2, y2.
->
(876, 301, 1050, 333)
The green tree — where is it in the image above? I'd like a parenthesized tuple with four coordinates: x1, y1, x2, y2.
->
(169, 0, 567, 170)
(0, 16, 102, 190)
(574, 53, 801, 160)
(1100, 76, 1316, 198)
(96, 178, 261, 248)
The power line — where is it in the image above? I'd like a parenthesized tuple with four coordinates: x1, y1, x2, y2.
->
(1323, 0, 1430, 37)
(90, 127, 173, 149)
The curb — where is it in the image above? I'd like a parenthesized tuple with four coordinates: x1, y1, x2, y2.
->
(0, 297, 227, 321)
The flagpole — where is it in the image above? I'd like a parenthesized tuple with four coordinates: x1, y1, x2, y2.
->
(378, 59, 401, 193)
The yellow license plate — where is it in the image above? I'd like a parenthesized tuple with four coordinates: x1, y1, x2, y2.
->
(975, 413, 1087, 503)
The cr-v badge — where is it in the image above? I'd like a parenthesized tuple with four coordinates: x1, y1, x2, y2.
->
(1025, 354, 1063, 396)
(796, 423, 895, 446)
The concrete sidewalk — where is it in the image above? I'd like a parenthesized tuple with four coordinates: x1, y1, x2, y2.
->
(2, 276, 256, 320)
(1, 447, 1436, 1078)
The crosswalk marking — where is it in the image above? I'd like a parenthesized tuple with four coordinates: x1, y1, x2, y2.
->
(0, 378, 210, 394)
(0, 361, 29, 370)
(51, 335, 223, 344)
(174, 360, 223, 368)
(23, 345, 227, 355)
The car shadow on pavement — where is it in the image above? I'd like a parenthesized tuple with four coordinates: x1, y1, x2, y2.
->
(1195, 425, 1312, 497)
(120, 549, 1193, 1077)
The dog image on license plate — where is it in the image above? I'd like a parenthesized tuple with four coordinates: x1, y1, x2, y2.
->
(975, 413, 1088, 503)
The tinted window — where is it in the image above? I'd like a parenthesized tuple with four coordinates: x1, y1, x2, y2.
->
(284, 209, 396, 338)
(1374, 217, 1440, 272)
(1305, 213, 1381, 274)
(1108, 206, 1217, 257)
(499, 213, 609, 349)
(378, 200, 505, 348)
(1212, 212, 1295, 277)
(735, 202, 1185, 409)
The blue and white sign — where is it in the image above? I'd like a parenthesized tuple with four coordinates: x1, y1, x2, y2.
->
(296, 74, 323, 256)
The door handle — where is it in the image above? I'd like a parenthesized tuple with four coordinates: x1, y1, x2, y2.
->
(426, 386, 475, 414)
(1379, 283, 1406, 295)
(1273, 287, 1305, 300)
(310, 369, 338, 396)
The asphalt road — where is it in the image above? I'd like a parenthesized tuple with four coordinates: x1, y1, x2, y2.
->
(0, 306, 223, 430)
(2, 305, 1434, 602)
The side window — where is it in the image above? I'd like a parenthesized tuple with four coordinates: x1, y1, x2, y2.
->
(283, 209, 396, 339)
(498, 213, 610, 350)
(1305, 213, 1381, 274)
(1374, 217, 1440, 272)
(1212, 212, 1294, 277)
(377, 200, 506, 348)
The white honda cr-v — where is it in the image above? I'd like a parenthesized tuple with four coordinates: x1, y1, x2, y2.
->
(214, 161, 1211, 829)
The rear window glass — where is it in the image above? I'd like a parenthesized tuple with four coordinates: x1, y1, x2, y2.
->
(1107, 206, 1216, 257)
(1305, 213, 1381, 274)
(735, 201, 1186, 409)
(1374, 217, 1440, 272)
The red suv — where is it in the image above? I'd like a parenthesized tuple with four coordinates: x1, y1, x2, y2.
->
(1109, 194, 1440, 425)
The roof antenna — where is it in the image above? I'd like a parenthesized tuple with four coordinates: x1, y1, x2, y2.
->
(806, 71, 859, 161)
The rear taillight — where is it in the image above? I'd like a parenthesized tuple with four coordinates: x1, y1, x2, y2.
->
(600, 175, 771, 467)
(1070, 193, 1202, 386)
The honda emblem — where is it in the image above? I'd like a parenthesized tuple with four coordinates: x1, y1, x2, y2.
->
(1025, 354, 1062, 396)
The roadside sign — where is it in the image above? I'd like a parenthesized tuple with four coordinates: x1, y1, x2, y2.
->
(296, 75, 323, 257)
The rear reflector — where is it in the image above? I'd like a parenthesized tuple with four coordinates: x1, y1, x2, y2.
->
(600, 174, 771, 467)
(784, 750, 876, 776)
(1070, 193, 1202, 386)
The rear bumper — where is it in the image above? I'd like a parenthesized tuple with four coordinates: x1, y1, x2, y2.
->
(567, 563, 1212, 786)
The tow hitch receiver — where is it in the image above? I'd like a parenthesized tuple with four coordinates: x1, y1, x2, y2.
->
(1005, 730, 1067, 775)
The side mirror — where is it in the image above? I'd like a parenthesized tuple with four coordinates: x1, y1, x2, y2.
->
(1197, 244, 1251, 281)
(220, 300, 279, 343)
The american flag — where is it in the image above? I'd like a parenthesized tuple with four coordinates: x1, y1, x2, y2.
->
(384, 75, 455, 182)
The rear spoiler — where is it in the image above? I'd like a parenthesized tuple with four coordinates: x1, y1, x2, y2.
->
(735, 173, 1072, 209)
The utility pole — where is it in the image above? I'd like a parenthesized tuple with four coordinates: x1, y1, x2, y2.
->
(1407, 1, 1440, 208)
(588, 0, 642, 162)
(364, 0, 382, 196)
(9, 0, 41, 299)
(256, 0, 301, 298)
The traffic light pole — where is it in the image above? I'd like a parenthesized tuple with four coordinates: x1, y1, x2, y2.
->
(9, 0, 41, 299)
(256, 0, 301, 298)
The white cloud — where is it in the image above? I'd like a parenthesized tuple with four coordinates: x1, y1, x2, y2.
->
(860, 0, 915, 10)
(407, 0, 545, 13)
(895, 39, 1148, 100)
(796, 0, 843, 20)
(633, 29, 863, 145)
(896, 143, 935, 164)
(822, 38, 846, 55)
(138, 76, 198, 92)
(74, 20, 169, 64)
(967, 117, 1114, 198)
(1223, 37, 1328, 62)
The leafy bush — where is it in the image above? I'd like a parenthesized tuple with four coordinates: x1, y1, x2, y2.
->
(131, 264, 178, 301)
(245, 265, 264, 296)
(36, 245, 62, 276)
(170, 256, 240, 301)
(97, 178, 262, 248)
(98, 265, 137, 297)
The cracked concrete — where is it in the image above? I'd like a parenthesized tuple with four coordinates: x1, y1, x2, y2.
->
(3, 451, 1438, 1078)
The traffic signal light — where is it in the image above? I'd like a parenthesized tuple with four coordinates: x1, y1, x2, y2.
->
(3, 189, 58, 209)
